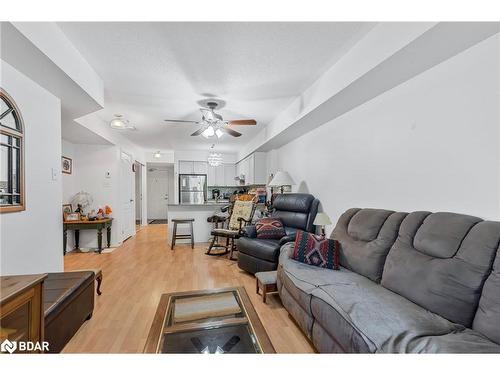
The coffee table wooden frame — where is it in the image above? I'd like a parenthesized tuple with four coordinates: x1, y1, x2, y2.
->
(144, 286, 275, 353)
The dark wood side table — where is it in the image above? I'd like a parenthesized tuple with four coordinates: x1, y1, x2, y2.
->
(63, 218, 113, 255)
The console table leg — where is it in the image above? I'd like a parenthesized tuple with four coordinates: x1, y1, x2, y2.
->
(75, 230, 80, 250)
(106, 226, 111, 248)
(97, 228, 103, 253)
(63, 229, 67, 255)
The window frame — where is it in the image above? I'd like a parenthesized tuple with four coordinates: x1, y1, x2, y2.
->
(0, 88, 25, 213)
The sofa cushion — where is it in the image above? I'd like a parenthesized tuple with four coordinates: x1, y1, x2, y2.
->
(237, 236, 280, 262)
(332, 208, 407, 282)
(413, 212, 482, 258)
(408, 329, 500, 353)
(382, 212, 500, 327)
(473, 230, 500, 344)
(278, 243, 462, 353)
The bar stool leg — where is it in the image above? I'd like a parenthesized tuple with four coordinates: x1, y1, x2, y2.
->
(171, 222, 177, 250)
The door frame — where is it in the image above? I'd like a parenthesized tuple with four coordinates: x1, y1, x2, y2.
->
(134, 160, 145, 227)
(120, 150, 136, 242)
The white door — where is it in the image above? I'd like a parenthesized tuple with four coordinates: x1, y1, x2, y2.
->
(147, 168, 169, 220)
(120, 152, 135, 241)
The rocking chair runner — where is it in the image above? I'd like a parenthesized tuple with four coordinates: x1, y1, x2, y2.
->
(206, 197, 257, 260)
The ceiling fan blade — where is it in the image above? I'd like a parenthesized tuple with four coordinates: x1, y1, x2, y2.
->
(228, 119, 257, 126)
(190, 128, 205, 136)
(222, 126, 242, 137)
(164, 119, 199, 124)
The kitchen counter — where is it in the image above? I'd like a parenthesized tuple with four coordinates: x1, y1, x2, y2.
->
(167, 201, 229, 207)
(167, 203, 228, 244)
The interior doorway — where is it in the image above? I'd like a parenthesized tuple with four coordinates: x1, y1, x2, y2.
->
(147, 162, 174, 224)
(134, 161, 143, 230)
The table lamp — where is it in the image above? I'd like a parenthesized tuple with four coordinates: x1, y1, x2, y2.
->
(314, 212, 332, 237)
(268, 171, 295, 194)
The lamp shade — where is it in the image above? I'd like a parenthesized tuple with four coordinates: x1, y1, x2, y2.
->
(268, 171, 295, 187)
(313, 212, 332, 226)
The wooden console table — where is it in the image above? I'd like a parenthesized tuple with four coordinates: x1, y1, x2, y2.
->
(63, 218, 113, 255)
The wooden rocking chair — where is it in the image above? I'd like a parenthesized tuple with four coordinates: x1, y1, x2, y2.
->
(206, 195, 257, 260)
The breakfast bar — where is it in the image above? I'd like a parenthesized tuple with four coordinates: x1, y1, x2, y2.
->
(167, 203, 229, 244)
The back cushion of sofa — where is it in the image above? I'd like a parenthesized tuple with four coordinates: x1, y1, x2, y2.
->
(473, 232, 500, 344)
(332, 208, 407, 283)
(382, 212, 500, 327)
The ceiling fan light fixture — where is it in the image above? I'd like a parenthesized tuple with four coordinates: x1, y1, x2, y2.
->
(215, 128, 224, 138)
(202, 125, 215, 138)
(153, 151, 162, 158)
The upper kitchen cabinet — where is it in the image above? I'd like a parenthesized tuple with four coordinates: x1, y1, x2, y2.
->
(236, 152, 267, 185)
(207, 163, 236, 187)
(193, 161, 208, 174)
(223, 164, 236, 186)
(179, 160, 208, 175)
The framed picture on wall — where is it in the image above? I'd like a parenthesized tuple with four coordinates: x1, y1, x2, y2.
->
(62, 156, 72, 174)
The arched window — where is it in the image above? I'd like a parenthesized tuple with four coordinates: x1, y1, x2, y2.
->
(0, 89, 25, 213)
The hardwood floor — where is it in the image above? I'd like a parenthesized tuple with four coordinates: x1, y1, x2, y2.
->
(63, 224, 314, 353)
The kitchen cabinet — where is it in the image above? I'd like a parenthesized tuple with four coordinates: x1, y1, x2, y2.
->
(207, 163, 237, 187)
(179, 160, 194, 174)
(235, 152, 267, 186)
(224, 164, 236, 186)
(207, 165, 216, 186)
(179, 161, 208, 175)
(193, 161, 208, 175)
(215, 165, 225, 186)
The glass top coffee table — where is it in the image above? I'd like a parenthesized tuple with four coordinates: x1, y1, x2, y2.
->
(144, 287, 275, 353)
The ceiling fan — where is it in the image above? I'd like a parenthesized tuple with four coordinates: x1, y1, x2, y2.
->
(164, 101, 256, 138)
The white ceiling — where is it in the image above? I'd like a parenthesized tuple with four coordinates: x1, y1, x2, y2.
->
(57, 22, 374, 152)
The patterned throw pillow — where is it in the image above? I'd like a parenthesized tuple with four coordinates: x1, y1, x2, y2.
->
(292, 230, 339, 270)
(255, 218, 286, 239)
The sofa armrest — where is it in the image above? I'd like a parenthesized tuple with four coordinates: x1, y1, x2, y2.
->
(242, 225, 257, 238)
(279, 234, 296, 246)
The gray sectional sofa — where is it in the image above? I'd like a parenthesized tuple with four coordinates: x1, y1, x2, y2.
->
(277, 208, 500, 353)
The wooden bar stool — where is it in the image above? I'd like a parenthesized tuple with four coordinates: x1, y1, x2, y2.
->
(171, 218, 195, 250)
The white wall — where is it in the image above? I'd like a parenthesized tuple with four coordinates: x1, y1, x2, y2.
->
(0, 61, 63, 275)
(61, 142, 122, 249)
(268, 34, 500, 234)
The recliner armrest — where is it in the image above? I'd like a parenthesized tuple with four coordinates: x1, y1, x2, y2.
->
(279, 234, 296, 246)
(242, 225, 257, 238)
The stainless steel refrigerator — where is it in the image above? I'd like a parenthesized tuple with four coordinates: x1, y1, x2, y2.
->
(179, 174, 207, 204)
